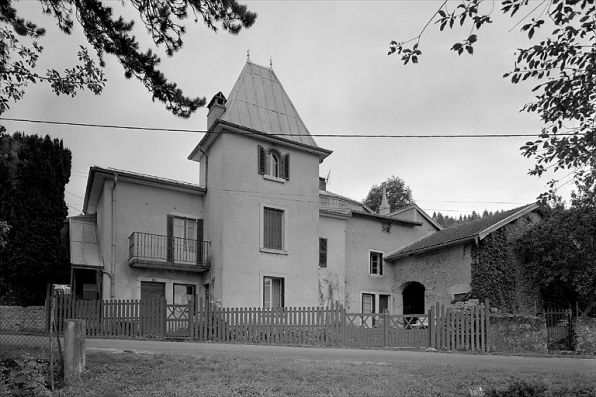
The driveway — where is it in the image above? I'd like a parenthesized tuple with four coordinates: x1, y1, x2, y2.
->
(86, 338, 596, 378)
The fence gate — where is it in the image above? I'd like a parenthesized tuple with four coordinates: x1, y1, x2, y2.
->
(343, 312, 430, 348)
(545, 309, 573, 350)
(165, 302, 192, 338)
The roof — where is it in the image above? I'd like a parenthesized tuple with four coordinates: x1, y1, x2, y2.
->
(388, 204, 443, 231)
(83, 166, 205, 214)
(385, 203, 539, 261)
(319, 189, 373, 213)
(189, 61, 332, 162)
(69, 215, 103, 269)
(221, 61, 318, 147)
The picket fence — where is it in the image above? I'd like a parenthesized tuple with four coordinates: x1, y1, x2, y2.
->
(429, 300, 490, 352)
(53, 295, 490, 351)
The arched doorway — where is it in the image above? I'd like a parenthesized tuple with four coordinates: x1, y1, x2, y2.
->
(402, 282, 425, 315)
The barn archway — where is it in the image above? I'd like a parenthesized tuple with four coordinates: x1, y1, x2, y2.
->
(402, 282, 425, 315)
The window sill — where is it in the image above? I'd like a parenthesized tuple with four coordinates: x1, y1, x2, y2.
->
(263, 175, 286, 183)
(368, 273, 384, 278)
(260, 248, 288, 255)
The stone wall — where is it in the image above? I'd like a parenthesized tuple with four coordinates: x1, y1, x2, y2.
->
(0, 306, 47, 333)
(488, 313, 547, 353)
(574, 318, 596, 354)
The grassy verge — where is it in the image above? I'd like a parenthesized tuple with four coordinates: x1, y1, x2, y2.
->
(57, 350, 595, 397)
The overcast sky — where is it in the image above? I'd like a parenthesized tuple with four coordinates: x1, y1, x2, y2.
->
(1, 0, 576, 217)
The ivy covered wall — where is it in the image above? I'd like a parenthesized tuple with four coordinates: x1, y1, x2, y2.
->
(470, 213, 541, 314)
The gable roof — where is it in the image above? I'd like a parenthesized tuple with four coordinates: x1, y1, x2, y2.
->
(190, 61, 332, 162)
(385, 203, 539, 261)
(388, 204, 443, 231)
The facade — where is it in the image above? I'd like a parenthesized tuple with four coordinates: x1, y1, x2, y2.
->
(385, 204, 542, 313)
(68, 60, 536, 315)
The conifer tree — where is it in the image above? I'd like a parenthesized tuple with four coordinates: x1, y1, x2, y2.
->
(0, 132, 71, 305)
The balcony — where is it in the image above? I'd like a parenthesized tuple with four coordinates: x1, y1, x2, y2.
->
(128, 232, 210, 273)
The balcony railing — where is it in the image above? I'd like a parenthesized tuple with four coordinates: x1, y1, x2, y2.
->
(128, 232, 210, 272)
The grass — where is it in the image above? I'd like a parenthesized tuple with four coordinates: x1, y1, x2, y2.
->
(57, 350, 595, 397)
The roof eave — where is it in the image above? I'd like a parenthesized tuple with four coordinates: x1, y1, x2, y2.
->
(351, 211, 423, 226)
(478, 203, 539, 240)
(190, 119, 333, 162)
(386, 235, 478, 261)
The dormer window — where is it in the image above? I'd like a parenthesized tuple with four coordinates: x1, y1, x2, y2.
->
(258, 145, 290, 181)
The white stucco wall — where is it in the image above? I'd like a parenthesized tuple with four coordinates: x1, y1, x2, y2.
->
(318, 214, 347, 306)
(203, 132, 321, 307)
(91, 178, 205, 302)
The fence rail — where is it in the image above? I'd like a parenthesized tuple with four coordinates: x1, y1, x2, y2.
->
(53, 297, 490, 351)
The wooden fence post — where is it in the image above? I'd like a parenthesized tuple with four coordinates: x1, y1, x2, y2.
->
(428, 307, 434, 348)
(485, 299, 490, 352)
(383, 311, 388, 348)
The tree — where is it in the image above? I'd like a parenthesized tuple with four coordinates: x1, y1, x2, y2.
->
(389, 0, 596, 200)
(517, 205, 596, 315)
(0, 221, 9, 248)
(363, 175, 413, 213)
(1, 0, 257, 117)
(0, 132, 71, 305)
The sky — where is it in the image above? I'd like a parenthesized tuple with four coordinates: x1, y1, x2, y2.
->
(1, 0, 577, 218)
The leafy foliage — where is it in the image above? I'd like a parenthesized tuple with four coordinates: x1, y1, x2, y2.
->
(470, 214, 539, 313)
(517, 204, 596, 314)
(0, 0, 257, 117)
(0, 220, 9, 248)
(0, 133, 71, 305)
(362, 175, 413, 213)
(0, 355, 58, 396)
(389, 0, 596, 199)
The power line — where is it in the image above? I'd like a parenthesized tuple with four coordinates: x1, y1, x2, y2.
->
(0, 117, 572, 138)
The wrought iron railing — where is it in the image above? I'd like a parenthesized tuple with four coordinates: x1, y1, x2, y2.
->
(128, 232, 210, 267)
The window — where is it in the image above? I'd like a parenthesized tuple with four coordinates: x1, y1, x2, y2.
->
(263, 277, 284, 308)
(263, 207, 284, 250)
(369, 251, 383, 276)
(267, 151, 280, 178)
(173, 284, 195, 305)
(167, 215, 202, 263)
(319, 238, 327, 268)
(362, 293, 375, 313)
(258, 145, 290, 180)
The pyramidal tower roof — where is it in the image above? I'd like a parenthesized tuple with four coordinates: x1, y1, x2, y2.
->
(219, 60, 319, 148)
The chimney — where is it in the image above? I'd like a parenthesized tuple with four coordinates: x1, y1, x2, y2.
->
(319, 177, 327, 191)
(207, 92, 227, 130)
(379, 184, 390, 215)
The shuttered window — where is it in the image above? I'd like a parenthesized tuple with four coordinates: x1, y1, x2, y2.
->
(319, 238, 327, 268)
(263, 207, 283, 250)
(282, 153, 290, 180)
(258, 146, 290, 180)
(258, 145, 266, 175)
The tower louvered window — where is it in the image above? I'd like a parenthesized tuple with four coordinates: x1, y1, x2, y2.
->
(263, 207, 283, 250)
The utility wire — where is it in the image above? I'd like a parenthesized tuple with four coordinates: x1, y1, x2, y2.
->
(0, 117, 576, 138)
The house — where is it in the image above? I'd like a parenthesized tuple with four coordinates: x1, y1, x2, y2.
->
(68, 60, 535, 315)
(385, 204, 542, 314)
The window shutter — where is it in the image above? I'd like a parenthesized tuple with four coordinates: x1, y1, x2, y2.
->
(258, 145, 266, 175)
(282, 153, 290, 180)
(196, 219, 204, 264)
(166, 215, 174, 262)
